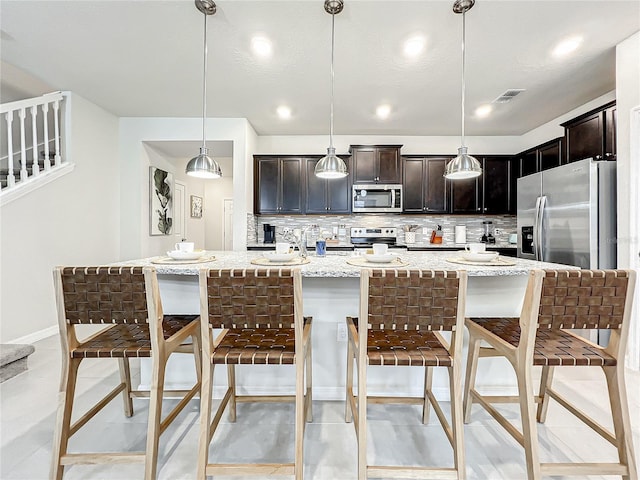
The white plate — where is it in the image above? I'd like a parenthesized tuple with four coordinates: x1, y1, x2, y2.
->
(263, 251, 298, 262)
(460, 251, 499, 262)
(363, 253, 398, 263)
(166, 250, 204, 260)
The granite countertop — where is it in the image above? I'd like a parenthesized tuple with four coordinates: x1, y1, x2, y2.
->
(118, 250, 574, 278)
(247, 242, 517, 250)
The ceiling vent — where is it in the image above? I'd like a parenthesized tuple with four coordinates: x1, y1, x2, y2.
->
(492, 89, 526, 104)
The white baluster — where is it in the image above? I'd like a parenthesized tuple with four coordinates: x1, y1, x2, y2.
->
(30, 105, 39, 177)
(53, 100, 61, 166)
(42, 102, 51, 171)
(5, 112, 16, 188)
(18, 108, 28, 181)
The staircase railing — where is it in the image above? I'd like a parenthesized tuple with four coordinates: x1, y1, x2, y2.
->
(1, 92, 68, 199)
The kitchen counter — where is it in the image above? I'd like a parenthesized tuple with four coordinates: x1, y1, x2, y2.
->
(124, 250, 576, 400)
(122, 249, 563, 278)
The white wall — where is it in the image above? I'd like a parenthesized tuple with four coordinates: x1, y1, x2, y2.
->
(174, 158, 207, 249)
(615, 31, 640, 270)
(0, 92, 120, 343)
(118, 117, 252, 258)
(203, 157, 233, 250)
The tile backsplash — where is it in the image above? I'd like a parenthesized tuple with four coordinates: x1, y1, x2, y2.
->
(248, 213, 517, 245)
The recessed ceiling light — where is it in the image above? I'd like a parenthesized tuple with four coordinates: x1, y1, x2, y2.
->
(403, 35, 426, 58)
(376, 104, 391, 119)
(251, 36, 272, 58)
(276, 105, 291, 119)
(475, 104, 493, 118)
(552, 36, 583, 58)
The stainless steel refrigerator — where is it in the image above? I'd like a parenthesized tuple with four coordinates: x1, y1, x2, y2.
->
(517, 158, 617, 269)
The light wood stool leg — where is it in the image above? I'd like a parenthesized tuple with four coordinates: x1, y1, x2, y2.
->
(227, 364, 236, 422)
(144, 353, 167, 480)
(604, 365, 638, 480)
(118, 358, 134, 417)
(295, 358, 305, 480)
(422, 366, 433, 424)
(197, 362, 214, 480)
(305, 339, 313, 422)
(345, 337, 354, 423)
(463, 335, 481, 423)
(516, 362, 541, 480)
(50, 357, 81, 480)
(357, 359, 367, 480)
(449, 362, 466, 480)
(192, 333, 202, 385)
(536, 366, 554, 423)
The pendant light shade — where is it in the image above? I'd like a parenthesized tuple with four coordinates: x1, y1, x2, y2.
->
(315, 0, 347, 179)
(186, 0, 222, 179)
(445, 0, 481, 180)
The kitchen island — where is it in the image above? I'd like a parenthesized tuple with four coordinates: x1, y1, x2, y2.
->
(121, 250, 575, 400)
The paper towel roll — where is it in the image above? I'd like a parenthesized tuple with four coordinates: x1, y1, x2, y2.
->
(455, 226, 467, 244)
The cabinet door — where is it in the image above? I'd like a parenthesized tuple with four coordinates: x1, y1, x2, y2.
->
(280, 158, 304, 213)
(326, 157, 351, 213)
(402, 158, 425, 213)
(539, 138, 563, 171)
(256, 157, 279, 213)
(377, 147, 402, 183)
(304, 158, 327, 213)
(520, 149, 538, 177)
(352, 148, 376, 184)
(450, 176, 480, 213)
(482, 156, 510, 214)
(424, 158, 448, 213)
(566, 111, 603, 163)
(604, 106, 616, 160)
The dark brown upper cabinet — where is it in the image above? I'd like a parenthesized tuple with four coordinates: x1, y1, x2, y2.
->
(450, 175, 481, 214)
(538, 137, 564, 171)
(350, 145, 403, 184)
(254, 156, 304, 214)
(562, 101, 616, 163)
(519, 148, 539, 177)
(480, 156, 512, 214)
(304, 156, 351, 214)
(402, 156, 448, 213)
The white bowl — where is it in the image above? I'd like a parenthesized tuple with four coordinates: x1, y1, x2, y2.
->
(363, 253, 398, 264)
(263, 251, 298, 262)
(460, 251, 499, 262)
(167, 250, 204, 260)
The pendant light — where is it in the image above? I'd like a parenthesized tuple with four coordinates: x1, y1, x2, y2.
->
(444, 0, 482, 180)
(315, 0, 348, 179)
(186, 0, 222, 179)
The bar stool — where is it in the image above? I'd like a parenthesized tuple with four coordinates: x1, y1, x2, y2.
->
(50, 266, 201, 480)
(345, 268, 468, 480)
(196, 268, 312, 480)
(463, 269, 637, 479)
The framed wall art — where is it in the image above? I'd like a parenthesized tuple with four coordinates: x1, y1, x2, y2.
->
(149, 166, 173, 235)
(191, 195, 203, 218)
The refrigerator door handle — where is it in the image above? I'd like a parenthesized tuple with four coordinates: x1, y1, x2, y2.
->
(537, 195, 547, 261)
(533, 196, 542, 261)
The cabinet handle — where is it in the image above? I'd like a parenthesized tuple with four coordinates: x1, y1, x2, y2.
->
(605, 152, 613, 158)
(477, 208, 481, 211)
(595, 155, 603, 160)
(484, 207, 487, 211)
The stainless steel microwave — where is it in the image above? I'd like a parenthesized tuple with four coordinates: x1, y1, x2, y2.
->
(352, 184, 403, 213)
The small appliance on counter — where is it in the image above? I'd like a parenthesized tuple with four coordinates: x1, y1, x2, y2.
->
(263, 224, 276, 244)
(481, 221, 495, 244)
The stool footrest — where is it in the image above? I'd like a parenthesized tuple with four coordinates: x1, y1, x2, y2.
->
(368, 465, 459, 479)
(540, 462, 628, 476)
(206, 462, 295, 475)
(60, 452, 145, 465)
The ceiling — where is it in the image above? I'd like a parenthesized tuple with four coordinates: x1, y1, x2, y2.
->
(1, 0, 638, 137)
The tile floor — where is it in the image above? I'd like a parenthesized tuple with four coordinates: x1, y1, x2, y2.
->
(1, 334, 639, 479)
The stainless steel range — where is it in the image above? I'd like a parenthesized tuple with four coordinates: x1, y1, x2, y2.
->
(350, 227, 398, 248)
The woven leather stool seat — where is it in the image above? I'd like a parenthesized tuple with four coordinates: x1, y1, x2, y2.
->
(71, 315, 198, 359)
(212, 318, 311, 365)
(351, 320, 452, 367)
(470, 317, 616, 367)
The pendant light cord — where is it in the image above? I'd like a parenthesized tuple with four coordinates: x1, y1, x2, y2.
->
(329, 11, 335, 150)
(201, 12, 208, 150)
(460, 11, 466, 148)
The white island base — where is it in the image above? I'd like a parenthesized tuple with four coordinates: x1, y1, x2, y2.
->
(143, 270, 530, 400)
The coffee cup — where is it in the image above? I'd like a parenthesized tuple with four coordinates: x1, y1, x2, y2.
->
(175, 242, 194, 253)
(372, 243, 388, 255)
(465, 242, 486, 253)
(275, 242, 291, 254)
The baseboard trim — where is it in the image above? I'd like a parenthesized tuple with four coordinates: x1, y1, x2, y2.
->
(6, 326, 58, 345)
